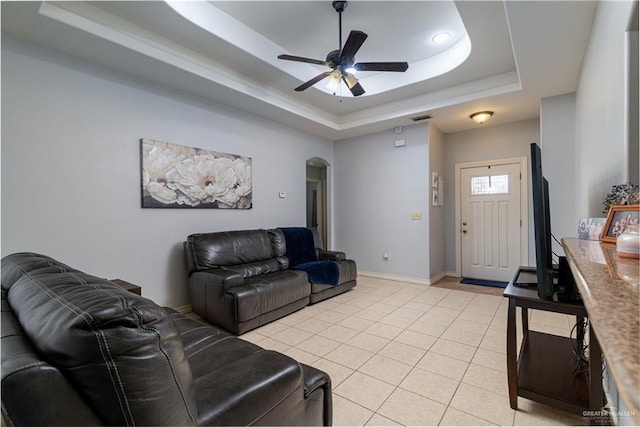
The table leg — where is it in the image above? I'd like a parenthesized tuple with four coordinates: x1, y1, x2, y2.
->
(588, 322, 604, 411)
(576, 316, 585, 350)
(521, 306, 529, 338)
(507, 297, 518, 409)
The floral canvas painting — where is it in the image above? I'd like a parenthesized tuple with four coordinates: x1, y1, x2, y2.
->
(141, 138, 252, 209)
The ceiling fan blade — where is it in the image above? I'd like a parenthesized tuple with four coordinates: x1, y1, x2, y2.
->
(295, 71, 333, 91)
(354, 62, 409, 72)
(339, 30, 368, 61)
(278, 54, 329, 67)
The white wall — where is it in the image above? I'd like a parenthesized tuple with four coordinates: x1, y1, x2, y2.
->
(428, 124, 446, 281)
(334, 124, 430, 281)
(1, 36, 334, 308)
(541, 93, 578, 248)
(575, 0, 638, 216)
(443, 119, 540, 273)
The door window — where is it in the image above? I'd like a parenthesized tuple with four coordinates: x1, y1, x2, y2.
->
(470, 174, 510, 195)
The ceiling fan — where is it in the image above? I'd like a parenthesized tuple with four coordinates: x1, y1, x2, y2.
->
(278, 1, 409, 97)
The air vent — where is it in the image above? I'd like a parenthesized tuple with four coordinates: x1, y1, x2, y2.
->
(411, 115, 432, 122)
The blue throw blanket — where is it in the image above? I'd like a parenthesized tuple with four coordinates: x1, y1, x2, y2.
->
(280, 227, 340, 286)
(280, 227, 317, 267)
(295, 261, 340, 286)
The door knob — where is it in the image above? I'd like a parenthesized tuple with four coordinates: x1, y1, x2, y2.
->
(463, 222, 467, 226)
(462, 230, 467, 234)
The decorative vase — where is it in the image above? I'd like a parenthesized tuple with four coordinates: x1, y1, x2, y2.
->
(616, 224, 640, 259)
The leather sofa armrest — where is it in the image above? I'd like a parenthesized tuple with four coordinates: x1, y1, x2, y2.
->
(301, 364, 332, 426)
(188, 269, 245, 332)
(318, 249, 346, 262)
(198, 268, 245, 290)
(301, 364, 331, 399)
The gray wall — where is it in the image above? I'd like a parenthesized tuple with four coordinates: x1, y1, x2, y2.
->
(575, 1, 639, 216)
(1, 36, 334, 308)
(334, 124, 430, 281)
(541, 93, 578, 252)
(443, 119, 540, 273)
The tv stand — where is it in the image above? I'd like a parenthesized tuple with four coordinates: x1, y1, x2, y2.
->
(511, 259, 580, 302)
(511, 266, 538, 288)
(504, 267, 604, 416)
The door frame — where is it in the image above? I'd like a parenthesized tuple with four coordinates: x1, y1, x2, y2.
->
(454, 156, 529, 277)
(306, 178, 327, 248)
(306, 157, 331, 249)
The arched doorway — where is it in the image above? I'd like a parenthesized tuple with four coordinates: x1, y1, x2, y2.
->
(306, 158, 329, 249)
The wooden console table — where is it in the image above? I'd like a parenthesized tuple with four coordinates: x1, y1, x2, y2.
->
(562, 238, 639, 425)
(504, 267, 603, 415)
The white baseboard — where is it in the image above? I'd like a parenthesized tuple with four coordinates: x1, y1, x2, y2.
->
(358, 271, 432, 286)
(429, 272, 447, 284)
(173, 304, 192, 314)
(358, 270, 462, 286)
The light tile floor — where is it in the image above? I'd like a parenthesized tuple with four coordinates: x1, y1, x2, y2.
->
(238, 276, 588, 426)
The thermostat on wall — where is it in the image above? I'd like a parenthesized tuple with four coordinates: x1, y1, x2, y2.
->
(279, 191, 286, 199)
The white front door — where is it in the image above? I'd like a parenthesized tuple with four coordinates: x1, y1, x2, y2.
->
(460, 162, 522, 282)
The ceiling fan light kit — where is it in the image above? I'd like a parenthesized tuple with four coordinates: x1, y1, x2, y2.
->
(277, 0, 408, 97)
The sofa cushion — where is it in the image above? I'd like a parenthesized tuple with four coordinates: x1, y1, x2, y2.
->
(225, 259, 280, 279)
(194, 350, 303, 426)
(8, 271, 198, 426)
(268, 228, 290, 270)
(228, 270, 310, 322)
(166, 308, 311, 426)
(185, 230, 278, 274)
(1, 290, 104, 426)
(1, 252, 79, 291)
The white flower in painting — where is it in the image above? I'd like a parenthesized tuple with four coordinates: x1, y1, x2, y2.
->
(204, 157, 239, 204)
(165, 156, 210, 206)
(146, 182, 178, 205)
(166, 155, 245, 207)
(142, 142, 185, 204)
(210, 157, 253, 208)
(233, 158, 252, 198)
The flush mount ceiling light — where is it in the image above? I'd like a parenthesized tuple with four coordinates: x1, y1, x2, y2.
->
(432, 32, 451, 44)
(470, 111, 494, 124)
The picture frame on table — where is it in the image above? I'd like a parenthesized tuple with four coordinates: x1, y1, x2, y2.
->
(577, 217, 606, 241)
(601, 205, 640, 243)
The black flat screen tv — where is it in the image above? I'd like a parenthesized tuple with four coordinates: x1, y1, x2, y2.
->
(530, 143, 556, 299)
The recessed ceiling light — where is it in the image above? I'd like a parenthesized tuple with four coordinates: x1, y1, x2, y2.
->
(432, 32, 451, 44)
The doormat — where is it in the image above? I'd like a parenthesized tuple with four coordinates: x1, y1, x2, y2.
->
(460, 277, 509, 288)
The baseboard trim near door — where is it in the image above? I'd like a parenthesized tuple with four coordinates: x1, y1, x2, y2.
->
(429, 272, 448, 284)
(358, 271, 432, 286)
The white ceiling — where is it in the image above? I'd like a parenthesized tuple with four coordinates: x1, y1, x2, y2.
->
(1, 1, 597, 140)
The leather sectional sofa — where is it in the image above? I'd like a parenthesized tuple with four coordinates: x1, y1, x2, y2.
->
(1, 252, 332, 426)
(184, 227, 357, 335)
